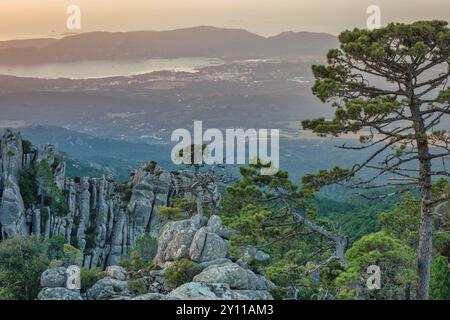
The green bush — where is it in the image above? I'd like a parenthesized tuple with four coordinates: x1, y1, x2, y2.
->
(430, 255, 450, 300)
(119, 234, 158, 273)
(19, 166, 38, 207)
(80, 267, 105, 292)
(62, 244, 83, 266)
(128, 278, 147, 295)
(46, 235, 67, 260)
(48, 259, 64, 268)
(0, 236, 49, 300)
(269, 287, 290, 300)
(158, 206, 185, 222)
(143, 161, 157, 172)
(172, 198, 197, 216)
(334, 232, 417, 300)
(146, 262, 162, 271)
(22, 139, 33, 154)
(119, 250, 145, 273)
(164, 259, 203, 289)
(135, 234, 158, 264)
(35, 161, 69, 215)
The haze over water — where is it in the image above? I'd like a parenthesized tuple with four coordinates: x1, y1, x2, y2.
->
(0, 58, 223, 79)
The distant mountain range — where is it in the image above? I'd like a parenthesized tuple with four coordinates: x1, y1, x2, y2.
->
(0, 26, 338, 65)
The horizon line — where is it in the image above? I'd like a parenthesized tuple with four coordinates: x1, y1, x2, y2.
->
(0, 25, 341, 43)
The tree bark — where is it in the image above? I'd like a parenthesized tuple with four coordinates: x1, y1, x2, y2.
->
(412, 103, 433, 300)
(417, 165, 433, 300)
(196, 190, 204, 217)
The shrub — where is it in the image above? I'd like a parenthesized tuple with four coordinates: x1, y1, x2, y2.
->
(118, 183, 133, 209)
(19, 166, 38, 207)
(48, 259, 64, 268)
(143, 161, 157, 172)
(135, 234, 158, 264)
(158, 206, 185, 222)
(80, 267, 105, 292)
(334, 232, 417, 300)
(430, 255, 450, 300)
(146, 262, 162, 271)
(172, 198, 197, 216)
(46, 235, 67, 260)
(128, 278, 147, 295)
(269, 287, 290, 300)
(22, 139, 33, 154)
(119, 250, 145, 273)
(119, 234, 158, 273)
(0, 236, 49, 300)
(34, 161, 69, 215)
(62, 244, 83, 266)
(164, 259, 203, 289)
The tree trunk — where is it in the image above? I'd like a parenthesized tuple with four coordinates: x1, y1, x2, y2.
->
(412, 104, 433, 300)
(196, 191, 203, 217)
(417, 177, 433, 300)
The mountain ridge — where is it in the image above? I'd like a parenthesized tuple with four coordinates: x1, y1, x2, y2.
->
(0, 26, 338, 65)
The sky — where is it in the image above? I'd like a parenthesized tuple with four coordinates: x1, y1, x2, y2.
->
(0, 0, 449, 40)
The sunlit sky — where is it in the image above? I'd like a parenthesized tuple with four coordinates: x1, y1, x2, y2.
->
(0, 0, 449, 40)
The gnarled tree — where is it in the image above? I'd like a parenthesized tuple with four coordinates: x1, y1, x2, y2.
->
(302, 21, 450, 299)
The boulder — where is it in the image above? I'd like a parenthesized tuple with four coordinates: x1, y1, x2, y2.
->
(86, 277, 131, 300)
(206, 215, 236, 239)
(38, 288, 83, 300)
(106, 265, 127, 281)
(154, 216, 206, 265)
(40, 267, 67, 288)
(189, 227, 229, 263)
(193, 262, 274, 291)
(206, 215, 222, 233)
(167, 282, 236, 300)
(0, 178, 27, 238)
(240, 246, 270, 264)
(200, 258, 233, 269)
(132, 293, 169, 300)
(167, 282, 273, 300)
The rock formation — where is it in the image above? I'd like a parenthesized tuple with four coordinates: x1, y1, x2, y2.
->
(1, 130, 275, 300)
(38, 215, 275, 300)
(0, 130, 204, 267)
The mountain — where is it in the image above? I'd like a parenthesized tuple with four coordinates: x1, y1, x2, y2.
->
(0, 26, 338, 65)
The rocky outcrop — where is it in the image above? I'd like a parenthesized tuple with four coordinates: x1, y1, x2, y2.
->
(38, 215, 274, 300)
(86, 276, 131, 300)
(0, 129, 205, 267)
(0, 177, 27, 238)
(0, 129, 23, 185)
(105, 265, 127, 281)
(154, 215, 229, 266)
(131, 293, 169, 300)
(58, 167, 200, 268)
(167, 282, 273, 300)
(38, 266, 83, 300)
(189, 227, 229, 263)
(41, 267, 68, 288)
(38, 287, 83, 300)
(193, 262, 275, 291)
(152, 215, 274, 300)
(239, 246, 271, 265)
(4, 129, 274, 301)
(0, 130, 27, 238)
(154, 215, 208, 265)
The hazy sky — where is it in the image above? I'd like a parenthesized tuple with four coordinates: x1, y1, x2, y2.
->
(1, 0, 449, 40)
